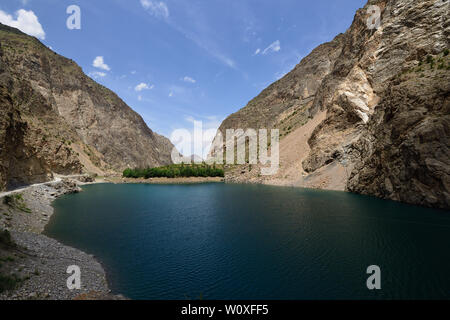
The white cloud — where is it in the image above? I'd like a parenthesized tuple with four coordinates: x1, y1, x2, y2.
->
(168, 91, 173, 97)
(138, 95, 142, 101)
(182, 76, 196, 84)
(170, 115, 223, 159)
(140, 1, 235, 69)
(134, 82, 154, 91)
(89, 71, 106, 79)
(0, 9, 45, 39)
(140, 0, 169, 19)
(254, 48, 261, 56)
(92, 56, 110, 71)
(262, 40, 281, 55)
(131, 70, 137, 75)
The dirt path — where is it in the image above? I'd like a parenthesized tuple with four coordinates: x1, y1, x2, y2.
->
(0, 174, 95, 198)
(0, 178, 62, 198)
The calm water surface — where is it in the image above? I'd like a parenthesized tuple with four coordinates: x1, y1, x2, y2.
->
(44, 183, 450, 299)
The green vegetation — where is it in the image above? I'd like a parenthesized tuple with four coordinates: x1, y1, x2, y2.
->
(0, 273, 22, 293)
(0, 229, 22, 293)
(0, 230, 15, 249)
(2, 196, 12, 206)
(3, 194, 32, 213)
(416, 51, 450, 72)
(123, 163, 224, 179)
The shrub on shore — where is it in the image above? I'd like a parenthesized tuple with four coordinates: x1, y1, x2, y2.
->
(0, 229, 21, 294)
(2, 194, 32, 213)
(0, 229, 15, 249)
(0, 273, 22, 293)
(123, 163, 224, 179)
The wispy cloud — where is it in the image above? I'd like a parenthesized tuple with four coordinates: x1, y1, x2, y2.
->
(262, 40, 281, 55)
(181, 76, 196, 84)
(0, 9, 45, 39)
(140, 0, 169, 19)
(89, 71, 106, 79)
(135, 82, 154, 91)
(140, 1, 236, 69)
(253, 48, 261, 56)
(92, 56, 111, 71)
(171, 22, 236, 69)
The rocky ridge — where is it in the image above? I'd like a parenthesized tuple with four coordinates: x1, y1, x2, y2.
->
(211, 0, 449, 209)
(0, 23, 174, 191)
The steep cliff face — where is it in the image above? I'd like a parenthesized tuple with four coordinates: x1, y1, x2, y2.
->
(212, 0, 449, 209)
(347, 56, 449, 208)
(0, 23, 174, 190)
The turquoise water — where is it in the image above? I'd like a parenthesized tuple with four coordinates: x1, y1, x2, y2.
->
(44, 183, 450, 299)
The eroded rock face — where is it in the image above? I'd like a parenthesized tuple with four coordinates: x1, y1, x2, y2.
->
(303, 0, 448, 178)
(0, 23, 174, 190)
(212, 0, 449, 209)
(347, 61, 450, 208)
(0, 70, 83, 190)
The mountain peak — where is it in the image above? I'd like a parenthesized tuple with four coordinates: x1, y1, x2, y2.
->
(0, 23, 175, 190)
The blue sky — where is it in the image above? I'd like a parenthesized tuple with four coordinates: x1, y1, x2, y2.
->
(1, 0, 366, 155)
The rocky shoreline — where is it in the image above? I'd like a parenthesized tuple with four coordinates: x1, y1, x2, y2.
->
(0, 174, 222, 300)
(0, 176, 125, 300)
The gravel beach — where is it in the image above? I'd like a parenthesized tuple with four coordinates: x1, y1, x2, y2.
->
(0, 176, 124, 300)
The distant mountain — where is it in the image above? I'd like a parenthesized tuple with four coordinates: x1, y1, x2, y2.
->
(0, 23, 175, 190)
(211, 0, 449, 209)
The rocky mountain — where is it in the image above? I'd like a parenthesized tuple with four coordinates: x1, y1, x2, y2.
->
(211, 0, 449, 209)
(0, 23, 174, 190)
